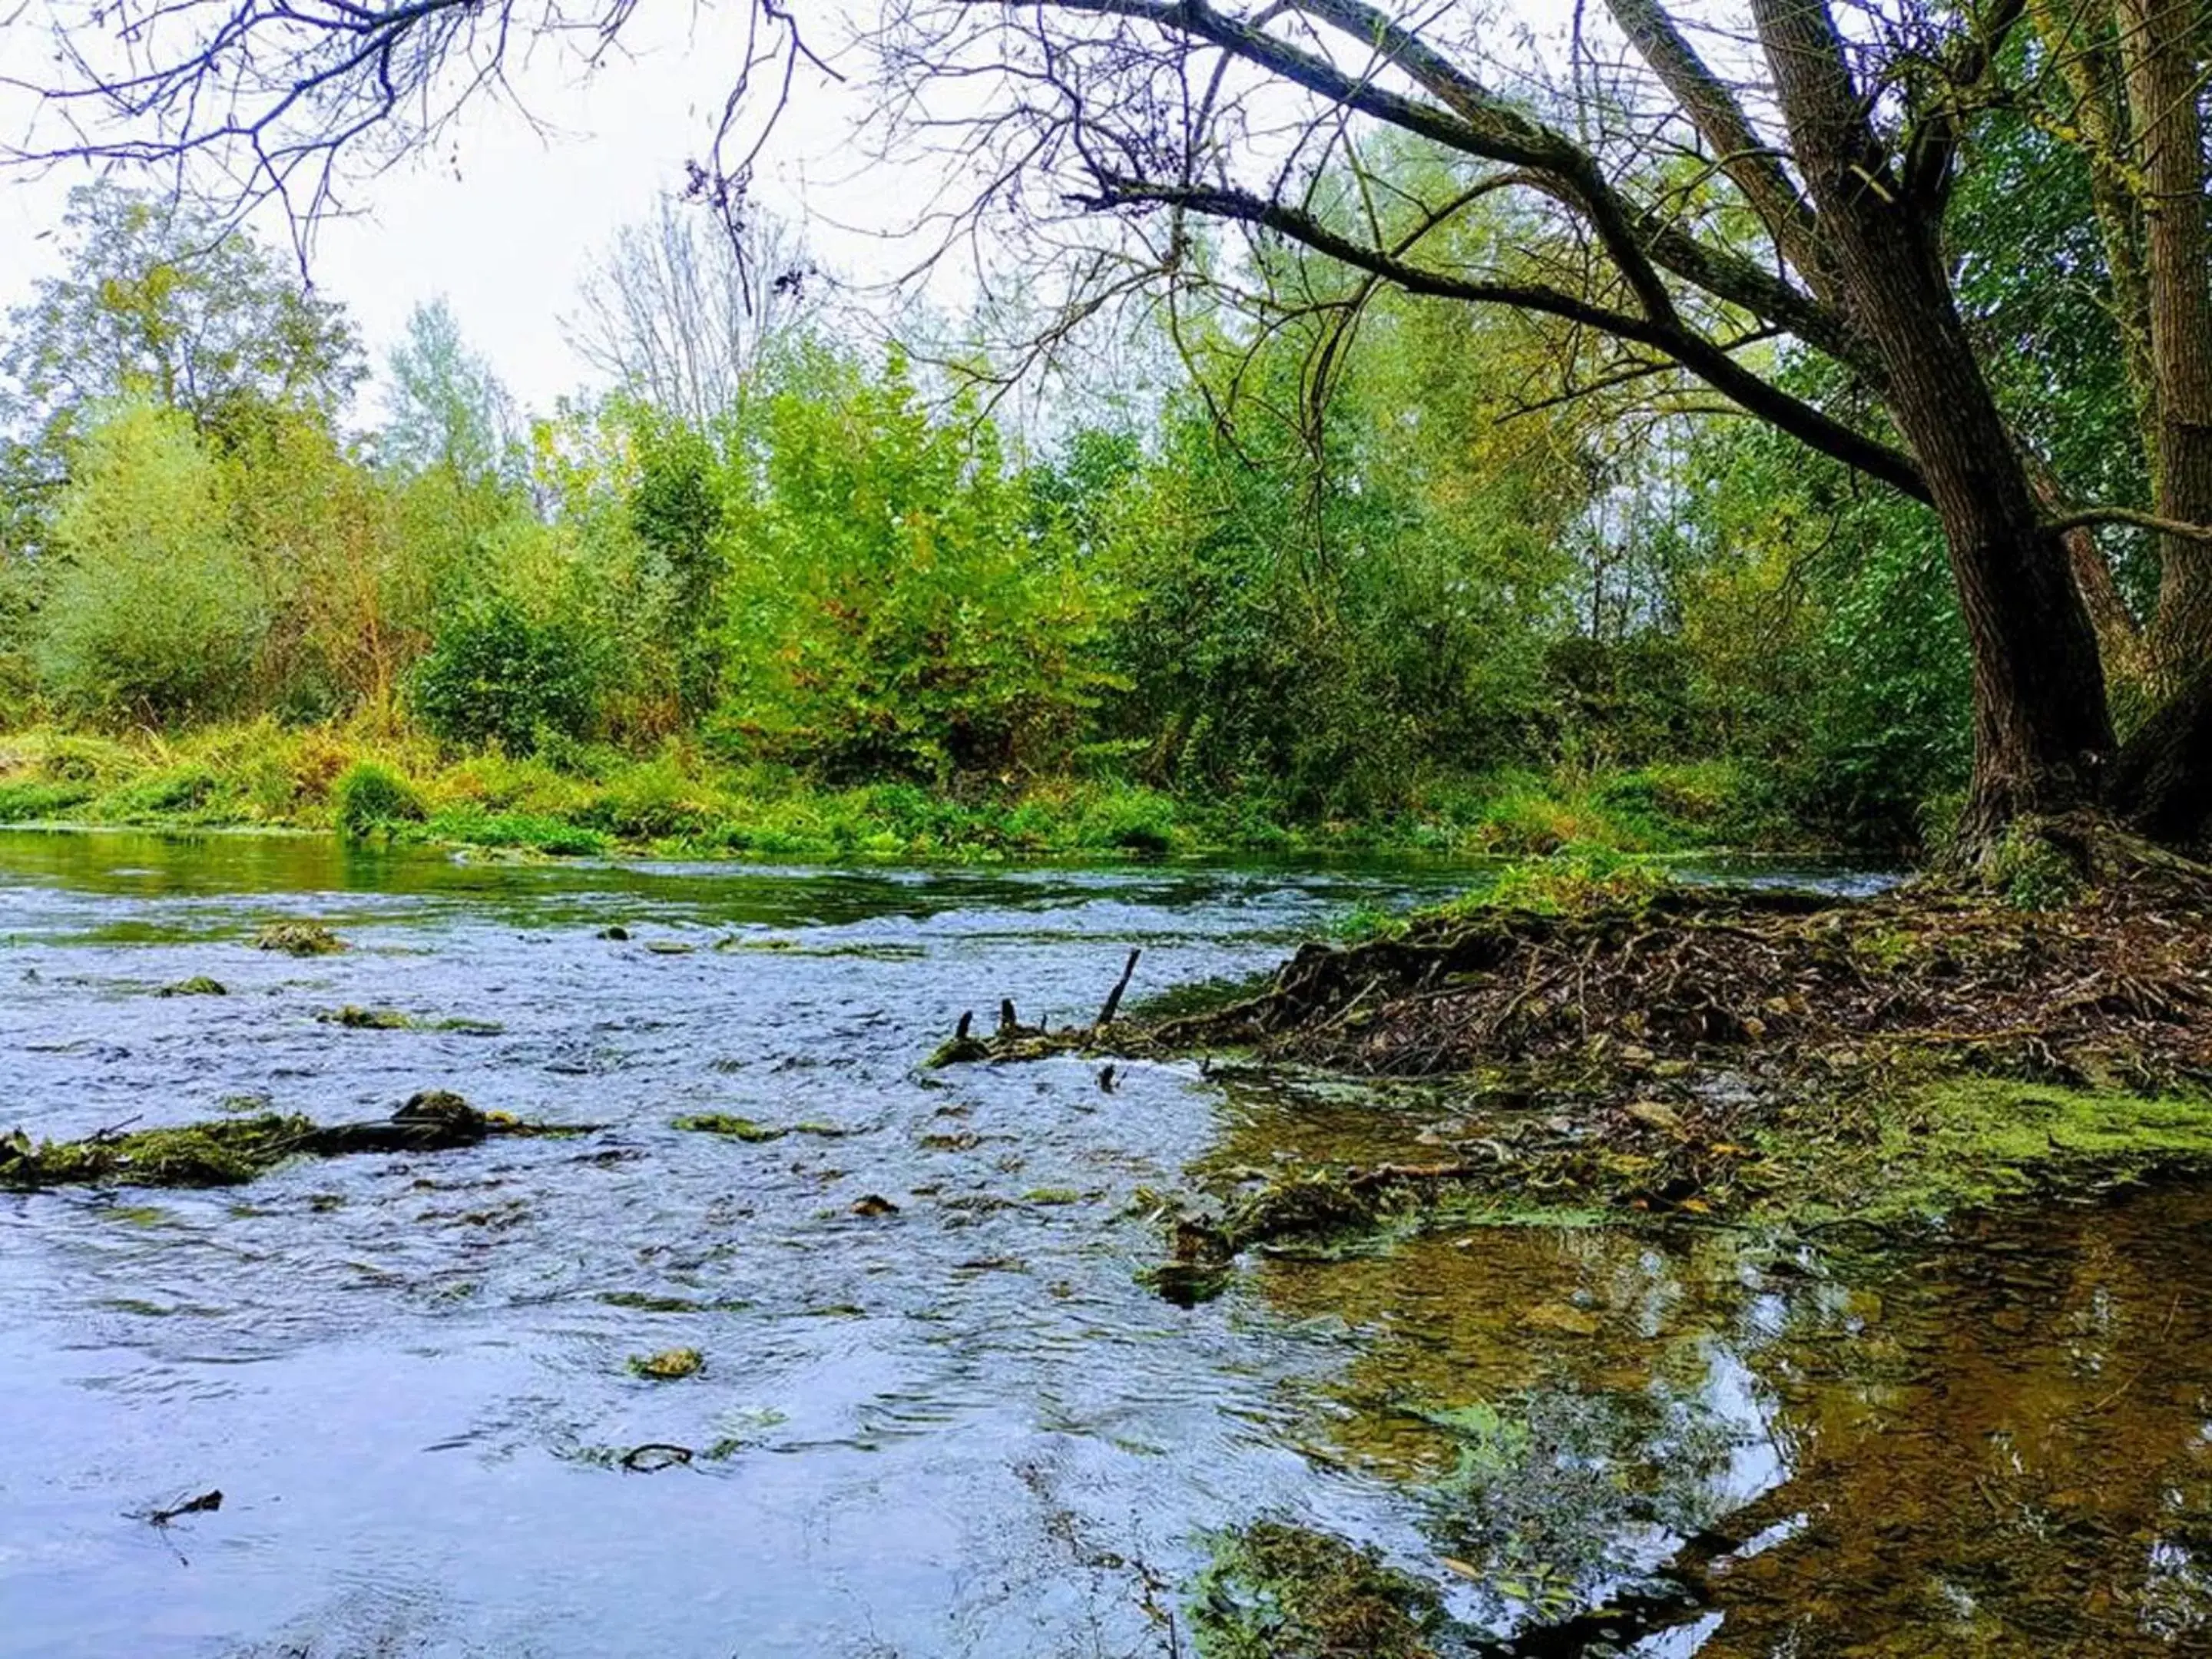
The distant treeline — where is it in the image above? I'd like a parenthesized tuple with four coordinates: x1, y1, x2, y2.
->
(0, 178, 2022, 851)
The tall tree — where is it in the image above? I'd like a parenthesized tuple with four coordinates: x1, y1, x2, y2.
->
(378, 297, 518, 485)
(2020, 0, 2212, 839)
(566, 195, 818, 428)
(1, 181, 362, 462)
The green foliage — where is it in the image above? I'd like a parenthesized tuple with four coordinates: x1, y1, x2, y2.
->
(413, 589, 606, 754)
(1986, 823, 2090, 912)
(377, 297, 516, 484)
(422, 805, 609, 856)
(0, 778, 90, 820)
(2, 181, 362, 473)
(1481, 847, 1667, 915)
(332, 761, 426, 838)
(0, 551, 39, 721)
(1670, 401, 1971, 850)
(624, 406, 729, 718)
(0, 145, 2083, 859)
(37, 401, 266, 724)
(717, 351, 1124, 780)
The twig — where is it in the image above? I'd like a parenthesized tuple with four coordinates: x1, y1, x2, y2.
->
(1094, 947, 1141, 1027)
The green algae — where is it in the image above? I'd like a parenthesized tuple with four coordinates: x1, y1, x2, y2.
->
(671, 1113, 783, 1141)
(316, 1005, 506, 1033)
(1750, 1075, 2212, 1226)
(1187, 1520, 1455, 1659)
(720, 936, 928, 961)
(670, 1114, 846, 1142)
(1159, 1070, 2212, 1273)
(595, 1290, 750, 1313)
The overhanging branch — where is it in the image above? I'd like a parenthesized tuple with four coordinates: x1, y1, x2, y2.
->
(1086, 174, 1930, 501)
(2047, 506, 2212, 545)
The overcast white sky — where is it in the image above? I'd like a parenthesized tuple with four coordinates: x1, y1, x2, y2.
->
(0, 6, 911, 416)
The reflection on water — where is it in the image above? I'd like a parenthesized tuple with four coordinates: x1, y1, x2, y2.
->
(0, 830, 2200, 1657)
(1246, 1184, 2212, 1654)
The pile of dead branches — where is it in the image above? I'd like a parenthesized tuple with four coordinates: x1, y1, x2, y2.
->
(1160, 885, 2212, 1089)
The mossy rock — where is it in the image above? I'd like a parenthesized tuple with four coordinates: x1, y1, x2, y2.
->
(255, 922, 346, 956)
(322, 1005, 413, 1029)
(0, 1091, 558, 1192)
(628, 1347, 704, 1380)
(156, 975, 227, 998)
(0, 1113, 317, 1190)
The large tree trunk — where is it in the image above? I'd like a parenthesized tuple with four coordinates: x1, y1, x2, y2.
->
(2115, 0, 2212, 693)
(1752, 0, 2118, 857)
(2110, 667, 2212, 843)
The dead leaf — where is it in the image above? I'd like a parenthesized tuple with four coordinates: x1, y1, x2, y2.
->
(1624, 1099, 1684, 1135)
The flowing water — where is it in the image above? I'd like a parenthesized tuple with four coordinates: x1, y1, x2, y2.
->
(0, 830, 2204, 1657)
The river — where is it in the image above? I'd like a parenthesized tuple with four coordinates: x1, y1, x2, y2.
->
(1, 830, 2205, 1656)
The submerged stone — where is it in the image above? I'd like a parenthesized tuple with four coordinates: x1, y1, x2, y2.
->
(628, 1347, 704, 1380)
(155, 975, 227, 997)
(254, 922, 346, 956)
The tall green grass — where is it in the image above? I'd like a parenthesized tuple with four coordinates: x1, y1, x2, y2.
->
(0, 721, 1806, 862)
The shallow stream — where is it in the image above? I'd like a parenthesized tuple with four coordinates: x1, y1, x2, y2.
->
(1, 832, 2206, 1656)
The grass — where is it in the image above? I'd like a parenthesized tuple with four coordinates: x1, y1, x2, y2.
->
(0, 719, 1810, 864)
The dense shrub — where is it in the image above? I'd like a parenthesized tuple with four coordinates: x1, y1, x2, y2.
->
(36, 402, 266, 724)
(332, 761, 426, 837)
(716, 352, 1124, 781)
(412, 594, 604, 754)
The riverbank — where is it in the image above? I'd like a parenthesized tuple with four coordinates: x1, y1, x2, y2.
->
(940, 855, 2212, 1263)
(0, 720, 1813, 863)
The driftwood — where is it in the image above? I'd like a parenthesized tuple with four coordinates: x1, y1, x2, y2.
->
(925, 949, 1151, 1068)
(1094, 948, 1141, 1026)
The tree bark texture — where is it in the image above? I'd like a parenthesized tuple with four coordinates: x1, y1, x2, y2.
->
(1751, 0, 2118, 848)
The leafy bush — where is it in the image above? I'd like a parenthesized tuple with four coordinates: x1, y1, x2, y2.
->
(1482, 848, 1667, 915)
(36, 401, 267, 724)
(412, 593, 604, 754)
(1078, 786, 1179, 854)
(717, 351, 1124, 780)
(332, 761, 426, 838)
